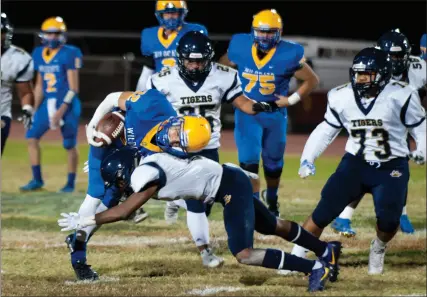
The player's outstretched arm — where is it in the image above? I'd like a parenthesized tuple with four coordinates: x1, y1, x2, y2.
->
(299, 121, 341, 178)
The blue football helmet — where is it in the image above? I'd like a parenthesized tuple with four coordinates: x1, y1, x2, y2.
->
(377, 29, 412, 76)
(176, 30, 214, 82)
(1, 13, 13, 50)
(155, 1, 188, 31)
(350, 47, 392, 100)
(101, 146, 141, 189)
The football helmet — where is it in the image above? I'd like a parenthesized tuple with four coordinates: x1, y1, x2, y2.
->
(376, 29, 411, 76)
(155, 1, 188, 30)
(39, 16, 67, 48)
(251, 9, 283, 51)
(1, 13, 13, 50)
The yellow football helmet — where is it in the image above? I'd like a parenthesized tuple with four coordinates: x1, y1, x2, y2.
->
(155, 1, 188, 30)
(40, 17, 67, 48)
(252, 9, 283, 51)
(156, 115, 211, 158)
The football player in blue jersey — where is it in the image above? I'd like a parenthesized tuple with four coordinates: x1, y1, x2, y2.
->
(66, 90, 223, 281)
(136, 0, 208, 91)
(21, 17, 83, 193)
(420, 34, 426, 61)
(219, 9, 319, 217)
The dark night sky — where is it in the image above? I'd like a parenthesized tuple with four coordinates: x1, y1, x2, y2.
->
(2, 0, 426, 56)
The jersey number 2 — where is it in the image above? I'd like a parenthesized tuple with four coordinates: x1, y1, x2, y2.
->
(44, 73, 57, 93)
(242, 72, 275, 95)
(351, 128, 391, 159)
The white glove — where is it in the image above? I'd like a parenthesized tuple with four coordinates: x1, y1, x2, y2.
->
(57, 212, 96, 232)
(409, 150, 426, 165)
(83, 160, 89, 174)
(298, 160, 316, 179)
(85, 124, 104, 147)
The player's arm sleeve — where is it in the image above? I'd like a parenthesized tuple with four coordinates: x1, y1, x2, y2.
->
(324, 97, 344, 129)
(300, 121, 341, 163)
(226, 34, 240, 65)
(66, 48, 83, 70)
(222, 72, 243, 103)
(15, 58, 34, 82)
(130, 162, 166, 193)
(400, 91, 426, 128)
(136, 66, 155, 91)
(140, 29, 152, 56)
(290, 44, 306, 72)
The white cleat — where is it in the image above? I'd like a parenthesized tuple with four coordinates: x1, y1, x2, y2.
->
(201, 248, 224, 268)
(133, 208, 149, 224)
(164, 201, 179, 225)
(277, 269, 299, 276)
(368, 239, 386, 275)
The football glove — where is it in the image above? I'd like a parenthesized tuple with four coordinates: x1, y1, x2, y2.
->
(409, 150, 426, 165)
(252, 101, 279, 113)
(58, 212, 96, 232)
(298, 160, 316, 179)
(18, 105, 33, 130)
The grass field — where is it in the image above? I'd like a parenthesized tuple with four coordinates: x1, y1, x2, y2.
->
(1, 139, 426, 296)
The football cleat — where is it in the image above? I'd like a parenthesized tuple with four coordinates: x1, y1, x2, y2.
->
(164, 201, 179, 224)
(20, 179, 44, 192)
(72, 260, 99, 281)
(133, 208, 149, 224)
(59, 184, 75, 193)
(201, 248, 224, 268)
(319, 241, 342, 282)
(331, 218, 356, 237)
(308, 264, 330, 292)
(400, 214, 415, 234)
(368, 239, 386, 275)
(261, 190, 280, 218)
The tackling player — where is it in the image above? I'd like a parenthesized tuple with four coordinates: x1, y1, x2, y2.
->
(1, 13, 34, 155)
(332, 30, 427, 236)
(290, 47, 425, 275)
(219, 9, 320, 217)
(21, 17, 83, 193)
(147, 30, 285, 223)
(59, 115, 342, 292)
(136, 1, 208, 91)
(67, 90, 223, 281)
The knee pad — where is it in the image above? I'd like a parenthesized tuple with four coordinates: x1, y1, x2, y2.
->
(263, 166, 283, 179)
(63, 138, 77, 150)
(377, 217, 400, 233)
(240, 162, 259, 175)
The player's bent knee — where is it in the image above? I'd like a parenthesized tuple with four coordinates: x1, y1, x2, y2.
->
(185, 199, 206, 213)
(263, 167, 283, 179)
(377, 217, 400, 233)
(63, 138, 77, 150)
(239, 163, 259, 174)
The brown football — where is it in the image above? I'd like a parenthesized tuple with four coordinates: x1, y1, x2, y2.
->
(94, 111, 125, 146)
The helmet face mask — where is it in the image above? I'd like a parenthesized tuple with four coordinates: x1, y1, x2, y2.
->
(176, 31, 214, 83)
(1, 13, 13, 50)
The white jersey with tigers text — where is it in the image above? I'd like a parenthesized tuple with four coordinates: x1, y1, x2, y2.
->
(1, 45, 34, 118)
(146, 63, 243, 150)
(130, 153, 223, 204)
(324, 81, 426, 162)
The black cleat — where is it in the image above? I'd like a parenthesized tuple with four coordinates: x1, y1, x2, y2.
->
(72, 260, 99, 281)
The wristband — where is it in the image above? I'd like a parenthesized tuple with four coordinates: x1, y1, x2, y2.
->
(63, 90, 77, 104)
(22, 104, 33, 114)
(288, 92, 301, 105)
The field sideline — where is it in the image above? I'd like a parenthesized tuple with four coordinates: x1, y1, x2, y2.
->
(1, 123, 426, 296)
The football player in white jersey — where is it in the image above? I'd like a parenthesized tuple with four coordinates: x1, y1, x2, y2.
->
(332, 30, 427, 236)
(59, 115, 343, 292)
(146, 30, 281, 223)
(287, 47, 425, 275)
(1, 13, 34, 155)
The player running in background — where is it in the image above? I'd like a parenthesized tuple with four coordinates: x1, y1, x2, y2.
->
(59, 115, 342, 292)
(148, 31, 285, 223)
(332, 30, 426, 236)
(136, 1, 208, 91)
(1, 12, 34, 155)
(21, 17, 82, 193)
(219, 9, 319, 217)
(290, 47, 425, 275)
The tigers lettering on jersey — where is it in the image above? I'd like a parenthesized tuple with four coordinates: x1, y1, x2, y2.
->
(147, 64, 242, 150)
(325, 82, 426, 162)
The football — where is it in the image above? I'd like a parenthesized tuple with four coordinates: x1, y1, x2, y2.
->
(95, 111, 125, 146)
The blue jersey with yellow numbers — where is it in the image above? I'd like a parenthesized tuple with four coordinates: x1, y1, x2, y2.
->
(32, 45, 83, 103)
(141, 23, 208, 72)
(227, 34, 304, 103)
(124, 89, 177, 153)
